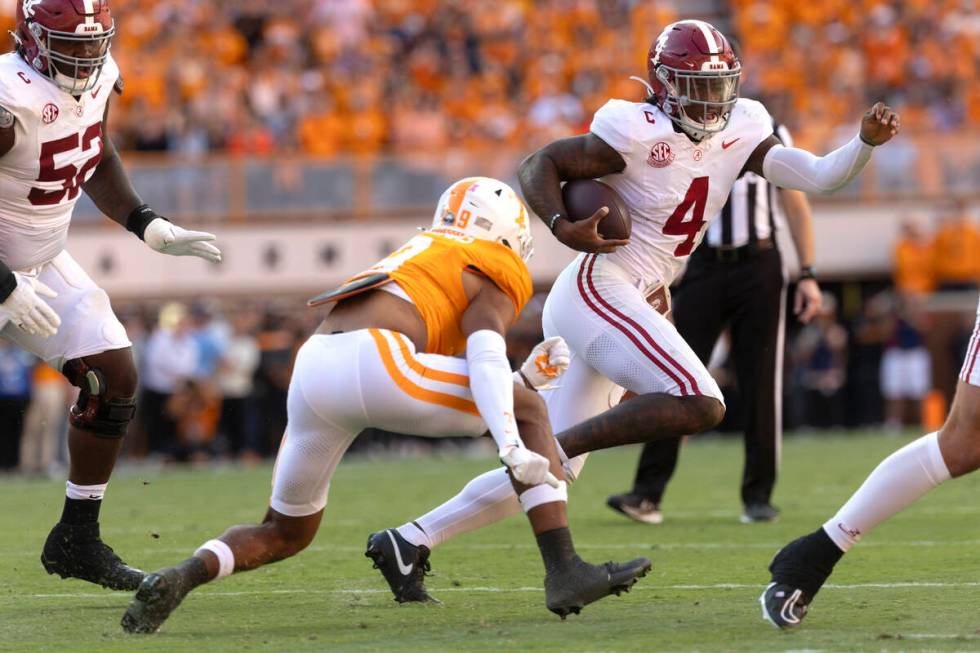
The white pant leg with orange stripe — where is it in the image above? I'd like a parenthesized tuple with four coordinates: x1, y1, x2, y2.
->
(959, 298, 980, 387)
(270, 328, 488, 517)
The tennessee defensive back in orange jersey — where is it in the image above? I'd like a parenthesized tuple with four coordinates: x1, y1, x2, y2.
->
(121, 177, 651, 634)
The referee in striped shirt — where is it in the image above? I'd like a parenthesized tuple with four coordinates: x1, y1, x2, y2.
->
(607, 121, 823, 525)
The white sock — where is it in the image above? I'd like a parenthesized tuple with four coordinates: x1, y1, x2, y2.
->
(195, 539, 235, 579)
(823, 432, 951, 552)
(395, 521, 432, 549)
(518, 482, 568, 512)
(401, 467, 521, 549)
(66, 481, 107, 501)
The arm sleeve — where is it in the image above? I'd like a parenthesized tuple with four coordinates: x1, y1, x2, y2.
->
(762, 134, 873, 195)
(466, 330, 522, 451)
(589, 100, 635, 158)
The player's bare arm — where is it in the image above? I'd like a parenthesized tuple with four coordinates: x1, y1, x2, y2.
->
(0, 104, 61, 337)
(744, 102, 901, 192)
(461, 275, 561, 489)
(81, 102, 221, 263)
(779, 188, 822, 323)
(81, 103, 141, 225)
(518, 134, 631, 254)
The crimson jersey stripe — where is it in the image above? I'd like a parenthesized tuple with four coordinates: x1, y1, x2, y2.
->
(584, 256, 702, 395)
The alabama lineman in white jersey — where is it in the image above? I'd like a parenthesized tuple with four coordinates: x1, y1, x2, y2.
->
(366, 19, 901, 603)
(0, 0, 220, 590)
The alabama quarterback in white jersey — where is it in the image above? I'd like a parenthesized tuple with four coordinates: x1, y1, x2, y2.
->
(367, 19, 901, 604)
(0, 0, 219, 591)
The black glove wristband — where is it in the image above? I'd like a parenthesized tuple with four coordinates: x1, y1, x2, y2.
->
(125, 204, 164, 240)
(0, 260, 16, 303)
(799, 266, 817, 281)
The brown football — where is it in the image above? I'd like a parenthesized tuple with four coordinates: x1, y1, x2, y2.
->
(561, 179, 632, 240)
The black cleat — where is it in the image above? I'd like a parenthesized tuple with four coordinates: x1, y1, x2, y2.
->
(365, 529, 438, 603)
(760, 528, 843, 629)
(41, 522, 145, 591)
(121, 568, 194, 634)
(606, 493, 663, 524)
(544, 556, 652, 619)
(741, 503, 780, 524)
(760, 582, 811, 629)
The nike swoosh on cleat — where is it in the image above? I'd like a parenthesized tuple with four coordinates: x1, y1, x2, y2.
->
(722, 138, 740, 149)
(386, 531, 413, 576)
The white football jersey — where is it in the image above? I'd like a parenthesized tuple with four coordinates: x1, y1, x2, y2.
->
(0, 52, 119, 271)
(590, 98, 774, 291)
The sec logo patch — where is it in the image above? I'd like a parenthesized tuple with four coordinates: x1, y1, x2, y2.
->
(647, 141, 674, 168)
(41, 102, 59, 124)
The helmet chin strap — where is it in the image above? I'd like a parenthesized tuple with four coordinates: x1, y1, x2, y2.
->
(629, 76, 655, 97)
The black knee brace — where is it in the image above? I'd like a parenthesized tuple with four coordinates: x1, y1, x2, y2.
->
(62, 358, 136, 439)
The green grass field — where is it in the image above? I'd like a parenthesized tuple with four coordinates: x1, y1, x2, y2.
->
(2, 432, 980, 653)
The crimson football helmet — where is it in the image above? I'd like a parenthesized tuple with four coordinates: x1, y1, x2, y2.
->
(647, 20, 740, 141)
(14, 0, 115, 94)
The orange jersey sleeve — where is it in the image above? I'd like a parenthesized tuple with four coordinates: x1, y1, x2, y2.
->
(460, 238, 534, 319)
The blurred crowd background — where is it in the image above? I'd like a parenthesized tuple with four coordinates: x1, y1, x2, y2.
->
(1, 0, 979, 474)
(1, 0, 976, 155)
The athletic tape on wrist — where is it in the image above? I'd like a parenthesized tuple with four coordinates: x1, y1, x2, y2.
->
(195, 539, 235, 579)
(519, 481, 568, 513)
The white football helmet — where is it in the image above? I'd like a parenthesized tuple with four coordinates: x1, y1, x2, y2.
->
(431, 177, 533, 261)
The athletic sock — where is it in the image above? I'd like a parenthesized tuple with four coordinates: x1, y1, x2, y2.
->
(409, 467, 522, 549)
(395, 522, 432, 550)
(823, 431, 951, 552)
(771, 528, 843, 596)
(195, 539, 235, 580)
(535, 527, 578, 574)
(60, 482, 108, 525)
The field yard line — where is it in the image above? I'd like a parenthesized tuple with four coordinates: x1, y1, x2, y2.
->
(899, 633, 980, 640)
(15, 580, 980, 602)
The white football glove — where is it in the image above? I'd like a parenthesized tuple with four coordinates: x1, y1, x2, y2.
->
(144, 218, 222, 263)
(499, 444, 560, 488)
(517, 336, 571, 390)
(0, 272, 60, 338)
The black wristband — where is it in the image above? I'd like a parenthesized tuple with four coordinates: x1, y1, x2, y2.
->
(799, 266, 816, 281)
(858, 134, 876, 147)
(125, 204, 163, 240)
(0, 260, 16, 303)
(547, 213, 565, 234)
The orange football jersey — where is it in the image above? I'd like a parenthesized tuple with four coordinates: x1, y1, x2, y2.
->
(350, 231, 532, 356)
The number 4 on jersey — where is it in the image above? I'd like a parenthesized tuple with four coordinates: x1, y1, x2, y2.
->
(663, 176, 709, 257)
